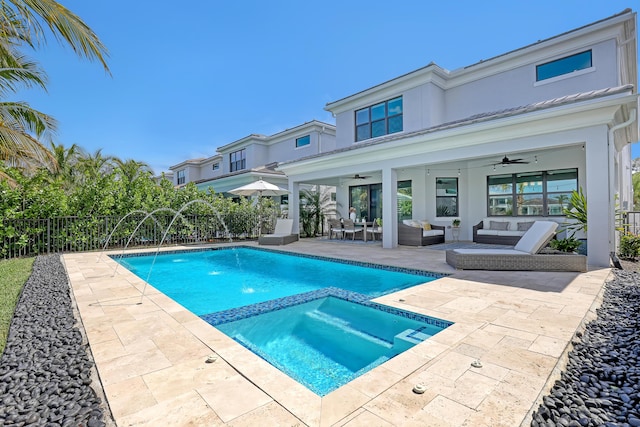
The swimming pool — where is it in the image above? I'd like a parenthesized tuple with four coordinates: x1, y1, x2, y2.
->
(117, 247, 442, 314)
(115, 247, 452, 395)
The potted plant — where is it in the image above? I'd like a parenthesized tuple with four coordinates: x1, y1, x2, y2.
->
(562, 188, 587, 255)
(452, 219, 461, 228)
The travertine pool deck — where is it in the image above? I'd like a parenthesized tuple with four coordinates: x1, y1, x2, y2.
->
(63, 240, 610, 426)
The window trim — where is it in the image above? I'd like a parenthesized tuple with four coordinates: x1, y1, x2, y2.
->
(535, 50, 593, 82)
(230, 148, 246, 172)
(295, 135, 311, 148)
(177, 169, 185, 185)
(486, 168, 578, 217)
(355, 96, 403, 142)
(435, 177, 458, 217)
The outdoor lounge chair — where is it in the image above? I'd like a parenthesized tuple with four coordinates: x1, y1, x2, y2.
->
(445, 220, 587, 272)
(258, 219, 299, 245)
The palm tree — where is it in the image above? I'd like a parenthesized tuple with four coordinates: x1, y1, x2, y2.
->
(1, 1, 110, 73)
(0, 0, 109, 182)
(113, 158, 153, 185)
(76, 148, 114, 182)
(49, 142, 85, 189)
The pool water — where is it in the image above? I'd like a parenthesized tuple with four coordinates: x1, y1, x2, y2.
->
(117, 247, 439, 314)
(217, 296, 448, 396)
(115, 247, 452, 395)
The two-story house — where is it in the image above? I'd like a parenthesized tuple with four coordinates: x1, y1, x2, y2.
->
(170, 120, 336, 200)
(278, 9, 638, 267)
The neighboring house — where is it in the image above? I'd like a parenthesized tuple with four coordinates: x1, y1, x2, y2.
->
(278, 9, 639, 267)
(169, 120, 336, 199)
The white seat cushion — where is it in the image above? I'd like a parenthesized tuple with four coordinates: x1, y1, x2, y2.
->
(273, 219, 294, 234)
(513, 221, 558, 254)
(496, 230, 525, 237)
(422, 230, 444, 237)
(477, 230, 499, 236)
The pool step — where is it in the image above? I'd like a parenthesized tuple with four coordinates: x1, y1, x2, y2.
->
(393, 327, 433, 352)
(305, 310, 393, 348)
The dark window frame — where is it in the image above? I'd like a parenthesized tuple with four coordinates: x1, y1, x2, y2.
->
(436, 177, 458, 217)
(295, 135, 311, 148)
(230, 149, 246, 172)
(487, 168, 578, 217)
(355, 96, 403, 142)
(536, 50, 592, 81)
(177, 169, 185, 185)
(212, 162, 220, 170)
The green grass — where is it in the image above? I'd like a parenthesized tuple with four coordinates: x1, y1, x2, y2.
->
(0, 257, 34, 355)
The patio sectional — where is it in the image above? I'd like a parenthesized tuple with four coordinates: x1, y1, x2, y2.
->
(398, 220, 445, 246)
(472, 217, 553, 245)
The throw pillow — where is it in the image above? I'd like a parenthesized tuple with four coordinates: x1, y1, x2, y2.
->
(489, 221, 509, 230)
(421, 221, 432, 231)
(410, 220, 422, 228)
(517, 221, 535, 231)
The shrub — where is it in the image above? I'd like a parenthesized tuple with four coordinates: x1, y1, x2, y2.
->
(549, 237, 582, 253)
(618, 233, 640, 260)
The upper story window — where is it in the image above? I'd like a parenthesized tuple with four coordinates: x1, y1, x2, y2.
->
(212, 162, 220, 170)
(296, 135, 310, 148)
(230, 149, 246, 172)
(536, 50, 592, 82)
(177, 169, 185, 185)
(355, 96, 403, 142)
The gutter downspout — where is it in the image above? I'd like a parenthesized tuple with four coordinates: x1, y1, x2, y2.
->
(608, 108, 637, 255)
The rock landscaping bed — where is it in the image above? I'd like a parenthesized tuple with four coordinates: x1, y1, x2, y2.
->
(0, 255, 109, 427)
(530, 269, 640, 427)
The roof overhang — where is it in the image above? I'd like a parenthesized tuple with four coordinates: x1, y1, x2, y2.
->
(282, 91, 638, 180)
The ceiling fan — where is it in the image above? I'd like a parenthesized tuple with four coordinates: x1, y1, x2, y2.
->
(490, 155, 530, 166)
(349, 174, 370, 180)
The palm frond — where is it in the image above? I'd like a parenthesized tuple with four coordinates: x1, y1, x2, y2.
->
(7, 0, 110, 74)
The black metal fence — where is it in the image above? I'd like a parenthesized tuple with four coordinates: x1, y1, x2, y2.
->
(623, 211, 640, 235)
(1, 212, 274, 259)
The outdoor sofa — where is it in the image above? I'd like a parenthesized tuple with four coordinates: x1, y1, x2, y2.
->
(473, 217, 547, 245)
(398, 220, 445, 246)
(447, 220, 587, 272)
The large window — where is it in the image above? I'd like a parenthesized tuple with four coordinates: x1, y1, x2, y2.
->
(487, 169, 577, 216)
(536, 50, 592, 81)
(296, 135, 310, 148)
(230, 149, 246, 172)
(436, 178, 458, 217)
(177, 169, 185, 185)
(355, 96, 403, 142)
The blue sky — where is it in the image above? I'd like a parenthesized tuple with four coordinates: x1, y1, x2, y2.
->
(17, 1, 638, 174)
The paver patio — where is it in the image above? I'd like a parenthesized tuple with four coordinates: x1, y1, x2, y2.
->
(63, 239, 610, 426)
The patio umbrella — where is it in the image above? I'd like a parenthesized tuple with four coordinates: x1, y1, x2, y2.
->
(229, 178, 290, 198)
(229, 178, 290, 234)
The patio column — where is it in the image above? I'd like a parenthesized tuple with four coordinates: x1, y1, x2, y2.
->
(382, 167, 398, 248)
(289, 181, 300, 235)
(585, 127, 610, 267)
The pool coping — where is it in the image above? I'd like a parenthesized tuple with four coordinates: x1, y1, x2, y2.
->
(64, 241, 611, 426)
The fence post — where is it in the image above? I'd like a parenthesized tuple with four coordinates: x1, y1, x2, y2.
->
(47, 218, 51, 254)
